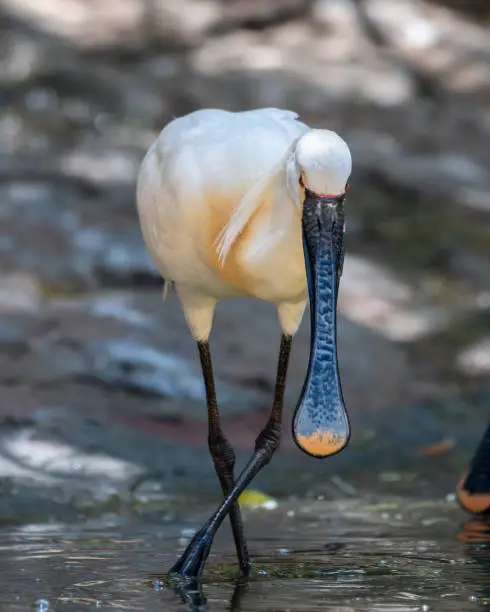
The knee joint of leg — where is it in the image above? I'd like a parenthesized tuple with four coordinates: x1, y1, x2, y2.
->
(254, 428, 281, 455)
(209, 433, 236, 466)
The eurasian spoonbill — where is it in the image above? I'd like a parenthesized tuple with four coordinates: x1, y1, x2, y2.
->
(136, 107, 352, 581)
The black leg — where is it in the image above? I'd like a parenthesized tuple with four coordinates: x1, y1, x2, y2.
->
(169, 334, 292, 582)
(200, 341, 250, 574)
(170, 574, 249, 612)
(229, 576, 249, 611)
(171, 579, 207, 612)
(171, 341, 250, 577)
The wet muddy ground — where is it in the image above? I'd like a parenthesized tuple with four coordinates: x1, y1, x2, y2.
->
(1, 498, 489, 611)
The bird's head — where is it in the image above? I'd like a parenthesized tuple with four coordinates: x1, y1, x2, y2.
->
(287, 129, 352, 209)
(289, 128, 352, 460)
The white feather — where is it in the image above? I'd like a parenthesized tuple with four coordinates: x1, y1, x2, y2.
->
(136, 108, 351, 339)
(215, 137, 300, 265)
(150, 107, 310, 266)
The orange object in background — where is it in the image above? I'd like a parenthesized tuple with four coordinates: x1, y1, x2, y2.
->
(456, 425, 490, 515)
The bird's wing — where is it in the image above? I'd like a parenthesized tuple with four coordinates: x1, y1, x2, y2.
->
(158, 108, 231, 154)
(152, 107, 307, 199)
(148, 108, 310, 260)
(241, 107, 302, 127)
(159, 107, 307, 156)
(211, 110, 310, 262)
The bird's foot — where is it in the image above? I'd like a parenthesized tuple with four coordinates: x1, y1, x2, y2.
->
(169, 527, 213, 582)
(171, 578, 208, 612)
(237, 559, 252, 579)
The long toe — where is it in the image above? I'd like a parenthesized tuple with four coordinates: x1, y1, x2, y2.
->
(238, 559, 252, 578)
(168, 527, 207, 577)
(169, 577, 208, 612)
(169, 532, 213, 580)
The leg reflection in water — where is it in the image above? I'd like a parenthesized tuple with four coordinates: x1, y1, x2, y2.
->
(458, 517, 490, 604)
(169, 575, 249, 612)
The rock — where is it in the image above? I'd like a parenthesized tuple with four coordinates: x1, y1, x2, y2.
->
(361, 0, 441, 52)
(0, 426, 142, 483)
(1, 0, 490, 526)
(0, 180, 157, 289)
(338, 255, 452, 342)
(1, 0, 159, 50)
(0, 272, 42, 313)
(0, 287, 409, 416)
(0, 0, 309, 50)
(450, 252, 490, 289)
(84, 336, 266, 413)
(313, 0, 361, 30)
(456, 338, 490, 376)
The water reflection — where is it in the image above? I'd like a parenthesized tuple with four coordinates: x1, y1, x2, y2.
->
(458, 517, 490, 608)
(166, 578, 208, 612)
(165, 576, 249, 612)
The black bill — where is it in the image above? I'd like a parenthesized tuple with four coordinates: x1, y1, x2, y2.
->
(292, 188, 350, 458)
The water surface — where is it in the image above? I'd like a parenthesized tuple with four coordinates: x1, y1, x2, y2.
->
(1, 497, 489, 611)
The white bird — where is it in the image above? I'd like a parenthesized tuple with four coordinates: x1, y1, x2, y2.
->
(136, 107, 352, 583)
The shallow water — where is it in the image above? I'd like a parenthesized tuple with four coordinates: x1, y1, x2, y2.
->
(1, 497, 489, 611)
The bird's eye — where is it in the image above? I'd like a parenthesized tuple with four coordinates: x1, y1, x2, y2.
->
(299, 174, 305, 188)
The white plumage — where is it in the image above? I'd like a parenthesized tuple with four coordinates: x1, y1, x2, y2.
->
(136, 108, 351, 341)
(136, 107, 353, 581)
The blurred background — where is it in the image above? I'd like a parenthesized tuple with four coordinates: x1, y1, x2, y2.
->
(1, 0, 489, 525)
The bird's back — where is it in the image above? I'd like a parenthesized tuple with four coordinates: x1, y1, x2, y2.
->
(157, 108, 308, 194)
(136, 108, 309, 296)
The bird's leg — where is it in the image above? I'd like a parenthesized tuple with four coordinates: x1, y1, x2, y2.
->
(170, 341, 250, 578)
(169, 334, 292, 582)
(200, 341, 251, 574)
(229, 576, 249, 611)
